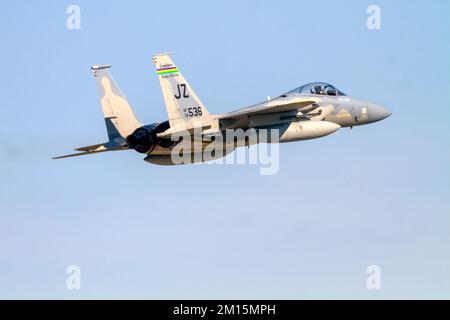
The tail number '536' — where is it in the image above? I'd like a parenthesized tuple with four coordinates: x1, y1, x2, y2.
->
(183, 107, 203, 118)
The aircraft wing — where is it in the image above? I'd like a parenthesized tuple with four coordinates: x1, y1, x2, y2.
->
(220, 98, 319, 118)
(216, 96, 321, 129)
(158, 96, 322, 138)
(156, 96, 322, 138)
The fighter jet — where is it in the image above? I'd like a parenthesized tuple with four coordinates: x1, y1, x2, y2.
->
(54, 53, 391, 165)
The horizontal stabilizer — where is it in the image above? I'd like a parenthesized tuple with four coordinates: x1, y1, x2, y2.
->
(75, 143, 105, 152)
(52, 149, 110, 159)
(53, 140, 127, 160)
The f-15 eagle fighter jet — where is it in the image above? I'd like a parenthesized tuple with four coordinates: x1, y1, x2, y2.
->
(54, 53, 391, 165)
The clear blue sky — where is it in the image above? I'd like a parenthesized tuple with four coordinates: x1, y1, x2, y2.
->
(0, 0, 449, 299)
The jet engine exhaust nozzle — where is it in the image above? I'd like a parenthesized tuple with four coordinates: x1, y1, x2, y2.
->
(126, 126, 157, 154)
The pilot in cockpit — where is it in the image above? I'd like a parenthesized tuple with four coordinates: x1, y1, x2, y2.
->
(284, 82, 345, 97)
(312, 85, 323, 95)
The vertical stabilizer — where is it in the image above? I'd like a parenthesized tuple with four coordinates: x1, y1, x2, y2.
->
(91, 65, 141, 139)
(152, 53, 211, 128)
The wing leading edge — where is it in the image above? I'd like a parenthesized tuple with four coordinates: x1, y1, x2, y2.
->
(219, 96, 321, 119)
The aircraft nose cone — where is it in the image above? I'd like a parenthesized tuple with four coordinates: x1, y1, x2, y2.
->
(369, 104, 391, 123)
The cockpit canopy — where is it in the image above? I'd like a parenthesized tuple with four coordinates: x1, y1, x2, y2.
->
(285, 82, 346, 96)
